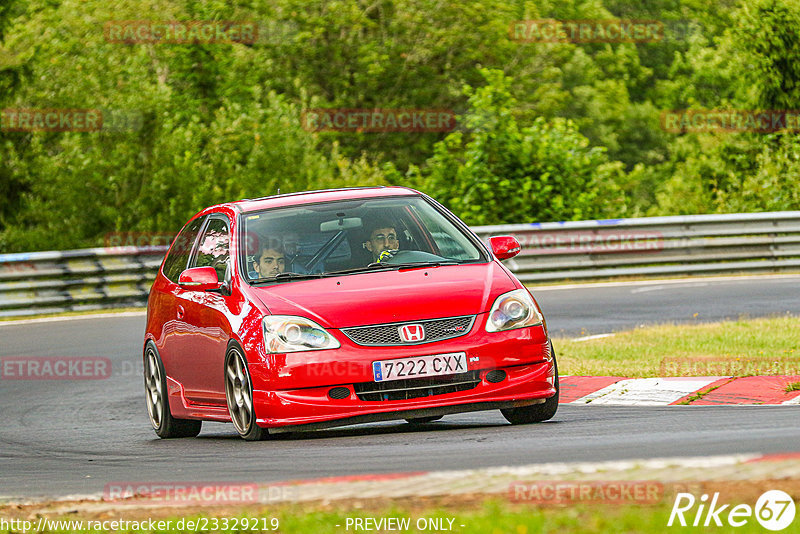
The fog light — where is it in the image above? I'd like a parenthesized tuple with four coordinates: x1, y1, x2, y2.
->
(485, 370, 507, 383)
(328, 387, 351, 400)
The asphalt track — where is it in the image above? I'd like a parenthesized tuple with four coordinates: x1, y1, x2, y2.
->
(1, 275, 799, 500)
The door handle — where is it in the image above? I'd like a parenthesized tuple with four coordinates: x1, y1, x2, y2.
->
(177, 305, 185, 319)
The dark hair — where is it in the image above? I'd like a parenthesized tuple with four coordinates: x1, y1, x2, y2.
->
(255, 238, 284, 262)
(364, 219, 398, 239)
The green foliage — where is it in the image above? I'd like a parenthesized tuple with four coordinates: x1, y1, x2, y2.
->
(2, 0, 800, 252)
(725, 134, 800, 212)
(652, 0, 800, 214)
(414, 69, 626, 225)
(735, 0, 800, 110)
(0, 0, 389, 251)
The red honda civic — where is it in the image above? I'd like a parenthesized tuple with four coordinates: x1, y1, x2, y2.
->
(143, 187, 558, 440)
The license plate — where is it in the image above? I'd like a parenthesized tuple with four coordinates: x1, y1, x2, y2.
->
(372, 352, 468, 382)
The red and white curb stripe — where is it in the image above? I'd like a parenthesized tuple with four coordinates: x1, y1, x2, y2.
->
(560, 376, 800, 405)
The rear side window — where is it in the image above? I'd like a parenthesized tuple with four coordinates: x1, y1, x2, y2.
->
(191, 217, 230, 282)
(162, 216, 206, 282)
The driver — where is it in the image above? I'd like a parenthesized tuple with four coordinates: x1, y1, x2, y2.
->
(364, 222, 400, 263)
(253, 238, 286, 278)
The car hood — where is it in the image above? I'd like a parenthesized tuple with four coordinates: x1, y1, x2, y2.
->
(250, 262, 518, 328)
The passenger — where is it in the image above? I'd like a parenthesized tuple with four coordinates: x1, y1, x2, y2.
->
(253, 239, 286, 278)
(364, 222, 400, 263)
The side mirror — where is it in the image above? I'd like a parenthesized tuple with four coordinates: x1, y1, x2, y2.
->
(489, 235, 522, 260)
(178, 266, 221, 291)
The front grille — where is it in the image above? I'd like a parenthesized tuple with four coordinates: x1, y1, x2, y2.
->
(341, 315, 475, 346)
(353, 370, 481, 401)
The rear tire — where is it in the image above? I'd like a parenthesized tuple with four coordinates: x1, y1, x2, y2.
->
(405, 416, 443, 424)
(501, 344, 559, 425)
(144, 343, 202, 438)
(225, 346, 270, 441)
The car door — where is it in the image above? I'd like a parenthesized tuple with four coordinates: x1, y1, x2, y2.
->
(156, 215, 206, 384)
(176, 215, 234, 406)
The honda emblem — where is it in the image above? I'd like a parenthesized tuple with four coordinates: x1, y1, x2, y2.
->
(398, 324, 425, 343)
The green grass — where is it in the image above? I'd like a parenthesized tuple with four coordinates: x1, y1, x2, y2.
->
(555, 316, 800, 377)
(270, 502, 769, 534)
(785, 382, 800, 392)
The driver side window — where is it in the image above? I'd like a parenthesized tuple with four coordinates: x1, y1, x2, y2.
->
(191, 217, 230, 282)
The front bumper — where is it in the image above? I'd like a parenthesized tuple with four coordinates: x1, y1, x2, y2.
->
(254, 359, 555, 429)
(248, 315, 555, 429)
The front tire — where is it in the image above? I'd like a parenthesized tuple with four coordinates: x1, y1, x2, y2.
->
(225, 346, 270, 441)
(144, 343, 202, 438)
(501, 344, 559, 425)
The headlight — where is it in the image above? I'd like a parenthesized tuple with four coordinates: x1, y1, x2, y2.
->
(263, 316, 341, 353)
(485, 289, 544, 332)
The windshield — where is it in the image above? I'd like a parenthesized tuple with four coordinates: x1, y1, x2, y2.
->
(240, 195, 487, 283)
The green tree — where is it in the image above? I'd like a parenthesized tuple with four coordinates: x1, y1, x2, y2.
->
(735, 0, 800, 110)
(653, 0, 800, 215)
(412, 69, 627, 225)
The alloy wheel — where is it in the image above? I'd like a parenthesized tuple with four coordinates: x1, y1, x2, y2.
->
(145, 347, 164, 429)
(225, 348, 254, 434)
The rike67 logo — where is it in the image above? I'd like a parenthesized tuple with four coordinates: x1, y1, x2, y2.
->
(669, 490, 796, 531)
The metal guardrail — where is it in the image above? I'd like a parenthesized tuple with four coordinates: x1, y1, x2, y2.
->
(2, 211, 800, 317)
(0, 247, 166, 317)
(471, 211, 800, 282)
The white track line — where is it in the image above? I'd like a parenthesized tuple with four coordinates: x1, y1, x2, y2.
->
(570, 333, 615, 342)
(0, 311, 146, 327)
(531, 273, 800, 292)
(573, 377, 726, 405)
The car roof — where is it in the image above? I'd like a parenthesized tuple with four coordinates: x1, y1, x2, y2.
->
(228, 186, 422, 213)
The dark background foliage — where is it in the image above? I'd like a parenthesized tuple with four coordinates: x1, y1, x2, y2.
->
(1, 0, 799, 251)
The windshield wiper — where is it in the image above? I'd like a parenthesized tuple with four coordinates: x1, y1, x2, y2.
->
(324, 264, 400, 276)
(367, 260, 462, 269)
(250, 272, 328, 284)
(327, 261, 462, 276)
